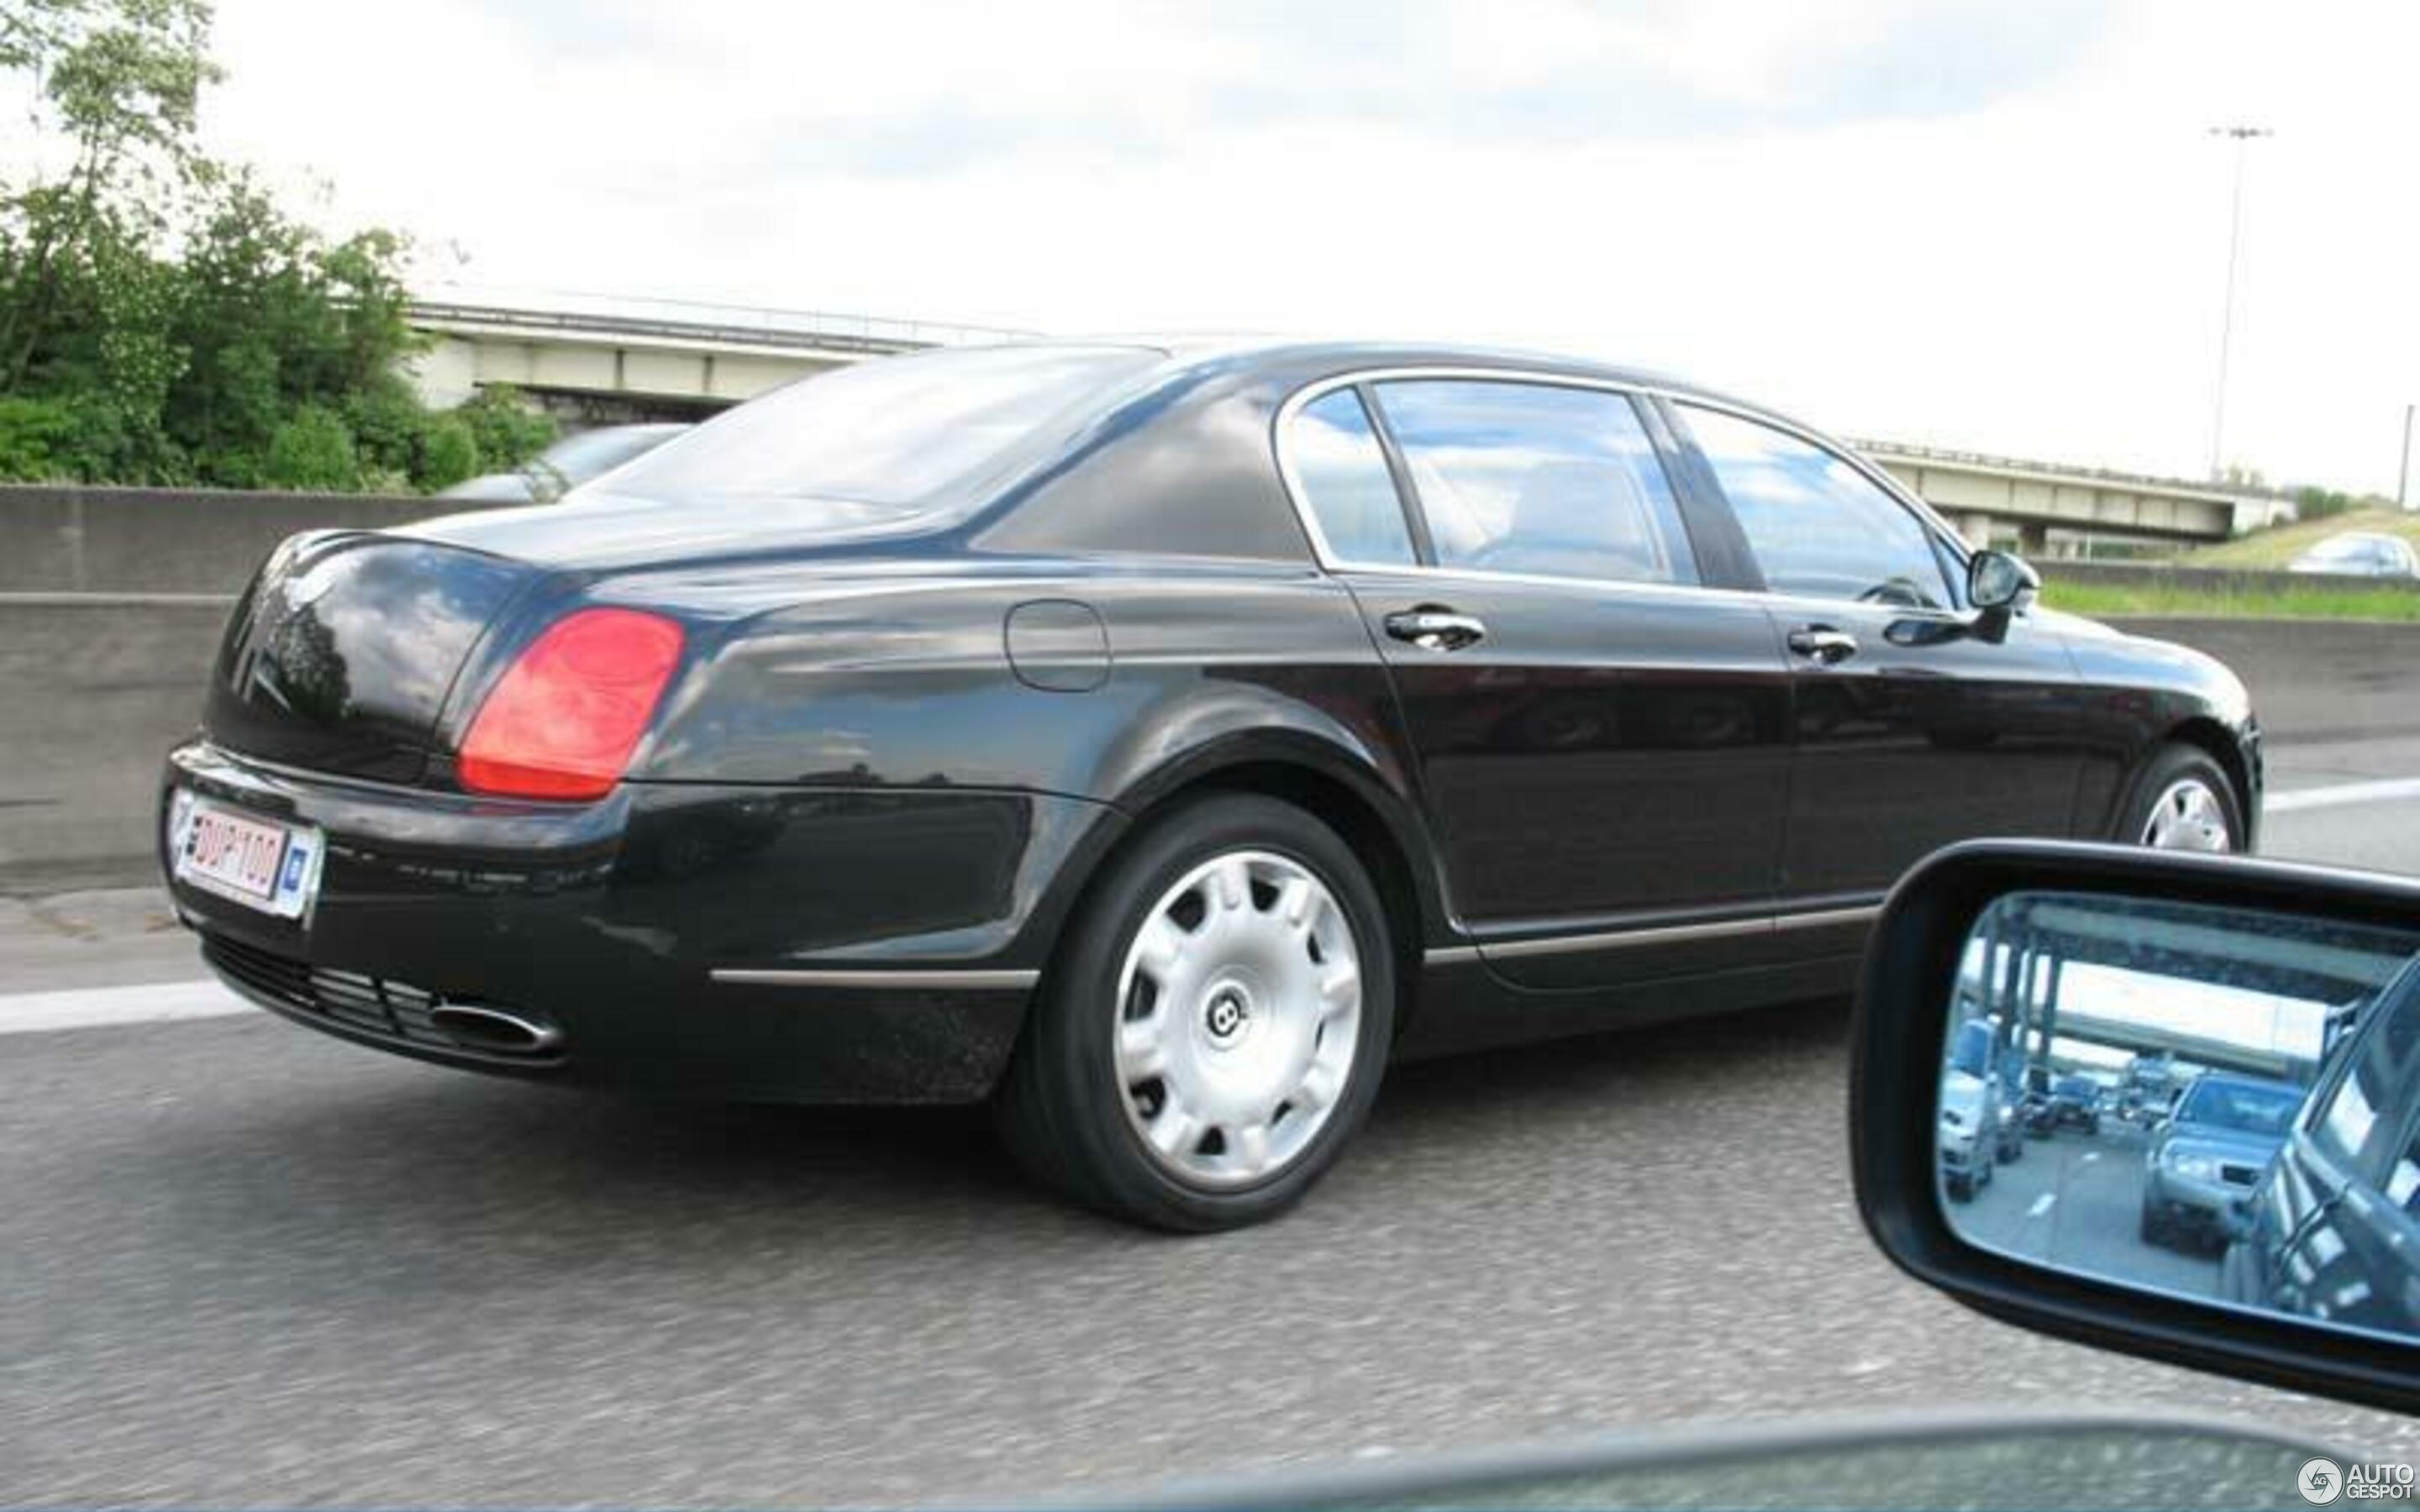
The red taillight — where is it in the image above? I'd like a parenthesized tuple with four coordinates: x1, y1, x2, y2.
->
(458, 608, 686, 801)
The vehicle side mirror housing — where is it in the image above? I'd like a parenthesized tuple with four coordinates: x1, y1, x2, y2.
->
(1965, 549, 2042, 619)
(1853, 840, 2420, 1415)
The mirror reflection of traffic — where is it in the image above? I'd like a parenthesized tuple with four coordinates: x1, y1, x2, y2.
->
(1937, 891, 2420, 1333)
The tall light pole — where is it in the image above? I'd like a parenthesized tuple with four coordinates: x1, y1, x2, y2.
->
(2207, 124, 2271, 481)
(2401, 402, 2413, 510)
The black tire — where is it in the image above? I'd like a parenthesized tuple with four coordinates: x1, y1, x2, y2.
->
(2140, 1201, 2171, 1250)
(994, 793, 1397, 1232)
(2118, 743, 2245, 851)
(1945, 1173, 1975, 1203)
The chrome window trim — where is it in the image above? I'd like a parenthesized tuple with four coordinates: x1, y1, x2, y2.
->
(1421, 901, 1882, 964)
(712, 966, 1039, 990)
(1270, 365, 1975, 598)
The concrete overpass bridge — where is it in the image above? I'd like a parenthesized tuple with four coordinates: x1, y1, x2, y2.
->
(404, 293, 2263, 550)
(405, 291, 1030, 425)
(1854, 440, 2261, 555)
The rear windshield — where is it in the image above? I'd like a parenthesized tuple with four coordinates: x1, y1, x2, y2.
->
(605, 344, 1160, 511)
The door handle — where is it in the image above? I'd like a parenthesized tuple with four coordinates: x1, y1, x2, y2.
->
(1385, 607, 1488, 653)
(1787, 625, 1860, 664)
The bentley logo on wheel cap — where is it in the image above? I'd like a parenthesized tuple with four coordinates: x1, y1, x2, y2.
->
(1205, 988, 1251, 1041)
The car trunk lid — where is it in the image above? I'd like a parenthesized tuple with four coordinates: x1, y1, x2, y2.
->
(203, 531, 538, 785)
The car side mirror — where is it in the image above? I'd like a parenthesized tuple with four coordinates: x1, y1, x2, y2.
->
(1966, 550, 2039, 641)
(1853, 840, 2420, 1415)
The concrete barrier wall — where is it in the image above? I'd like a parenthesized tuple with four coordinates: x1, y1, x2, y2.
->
(2112, 617, 2420, 746)
(2047, 559, 2420, 597)
(1, 594, 232, 887)
(6, 594, 2417, 890)
(0, 484, 508, 595)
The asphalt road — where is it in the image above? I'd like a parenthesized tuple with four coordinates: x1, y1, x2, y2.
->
(6, 738, 2420, 1505)
(1955, 1121, 2226, 1303)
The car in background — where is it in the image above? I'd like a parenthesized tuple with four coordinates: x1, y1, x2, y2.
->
(2140, 1071, 2302, 1251)
(1941, 1019, 2023, 1198)
(439, 422, 689, 503)
(2026, 1072, 2103, 1137)
(2288, 530, 2420, 579)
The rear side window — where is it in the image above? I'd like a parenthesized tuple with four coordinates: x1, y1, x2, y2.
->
(1680, 405, 1950, 608)
(608, 344, 1161, 512)
(1287, 389, 1418, 565)
(1370, 380, 1696, 585)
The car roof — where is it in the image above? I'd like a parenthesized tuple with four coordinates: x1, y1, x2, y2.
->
(2190, 1072, 2300, 1093)
(1048, 334, 1771, 414)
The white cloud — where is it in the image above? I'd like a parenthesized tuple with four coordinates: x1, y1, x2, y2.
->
(196, 0, 2420, 494)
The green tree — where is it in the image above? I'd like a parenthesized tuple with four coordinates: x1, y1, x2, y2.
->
(0, 0, 218, 394)
(0, 0, 460, 493)
(260, 403, 355, 491)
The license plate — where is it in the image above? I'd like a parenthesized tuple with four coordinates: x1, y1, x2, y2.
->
(166, 790, 324, 920)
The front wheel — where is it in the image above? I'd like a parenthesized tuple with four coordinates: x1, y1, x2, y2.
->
(2123, 744, 2244, 853)
(995, 794, 1397, 1231)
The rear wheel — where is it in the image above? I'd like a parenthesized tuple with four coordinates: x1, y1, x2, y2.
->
(2123, 744, 2244, 853)
(995, 794, 1397, 1231)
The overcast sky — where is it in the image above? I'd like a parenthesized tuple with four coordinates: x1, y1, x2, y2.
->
(203, 1, 2420, 495)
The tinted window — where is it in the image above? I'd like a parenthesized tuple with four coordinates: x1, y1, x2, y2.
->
(2318, 964, 2420, 1181)
(1372, 380, 1696, 585)
(1681, 405, 1949, 607)
(1288, 389, 1416, 564)
(609, 344, 1160, 510)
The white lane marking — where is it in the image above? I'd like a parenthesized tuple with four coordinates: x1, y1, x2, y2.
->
(2082, 1151, 2099, 1163)
(0, 979, 250, 1036)
(2027, 1193, 2057, 1219)
(2268, 777, 2420, 815)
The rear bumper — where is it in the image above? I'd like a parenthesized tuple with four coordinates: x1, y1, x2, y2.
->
(161, 741, 1122, 1103)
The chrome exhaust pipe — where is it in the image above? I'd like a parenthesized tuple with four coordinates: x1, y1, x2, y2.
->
(429, 1002, 563, 1056)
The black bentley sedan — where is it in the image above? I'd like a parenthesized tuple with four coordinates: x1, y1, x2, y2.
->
(160, 339, 2261, 1230)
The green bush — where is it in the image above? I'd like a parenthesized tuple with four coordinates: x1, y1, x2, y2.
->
(0, 396, 82, 480)
(418, 414, 481, 491)
(452, 386, 555, 473)
(261, 405, 359, 492)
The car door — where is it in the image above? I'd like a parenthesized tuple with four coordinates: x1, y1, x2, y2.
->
(1668, 401, 2089, 921)
(2262, 981, 2420, 1332)
(1281, 375, 1795, 990)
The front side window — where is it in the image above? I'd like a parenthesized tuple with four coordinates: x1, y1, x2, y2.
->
(1681, 405, 1950, 608)
(1287, 388, 1417, 565)
(1371, 380, 1696, 585)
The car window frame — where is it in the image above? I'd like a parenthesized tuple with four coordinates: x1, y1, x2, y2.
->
(1363, 375, 1708, 590)
(1665, 397, 1971, 613)
(1271, 366, 1870, 600)
(1285, 384, 1428, 569)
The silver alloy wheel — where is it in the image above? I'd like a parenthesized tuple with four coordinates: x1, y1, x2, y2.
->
(1113, 848, 1364, 1189)
(2139, 776, 2233, 853)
